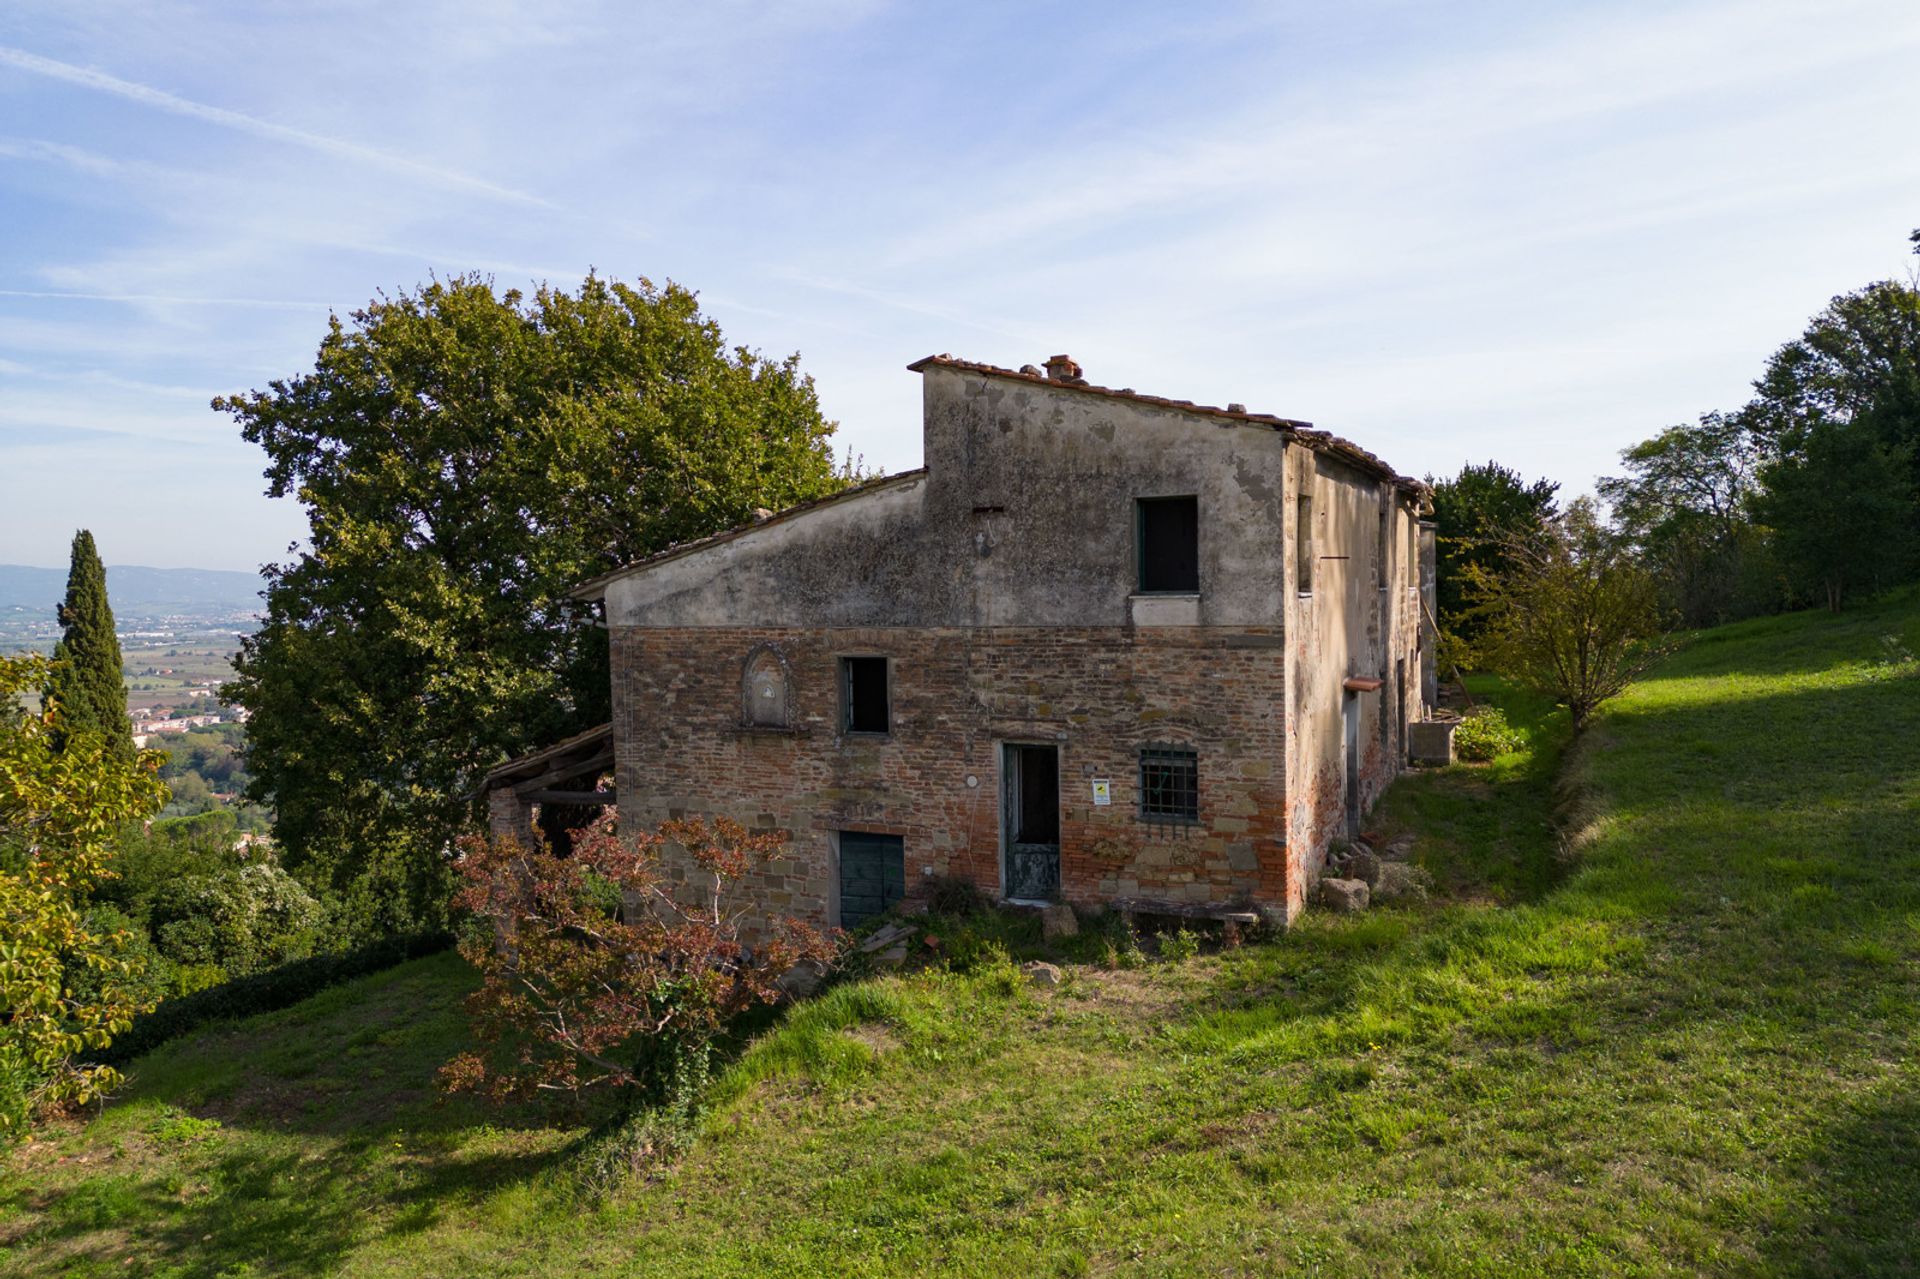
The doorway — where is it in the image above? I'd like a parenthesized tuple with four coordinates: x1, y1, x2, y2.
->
(1002, 743, 1060, 901)
(1343, 692, 1361, 839)
(837, 831, 905, 928)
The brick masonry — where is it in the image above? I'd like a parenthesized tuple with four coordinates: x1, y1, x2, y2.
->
(610, 624, 1292, 927)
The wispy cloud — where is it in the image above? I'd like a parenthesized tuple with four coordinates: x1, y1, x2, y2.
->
(0, 44, 553, 209)
(0, 288, 332, 311)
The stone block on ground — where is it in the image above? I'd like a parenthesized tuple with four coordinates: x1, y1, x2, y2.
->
(1040, 902, 1079, 940)
(776, 957, 828, 999)
(1022, 961, 1063, 987)
(1409, 719, 1458, 766)
(1373, 862, 1432, 904)
(1346, 848, 1381, 888)
(1319, 877, 1370, 913)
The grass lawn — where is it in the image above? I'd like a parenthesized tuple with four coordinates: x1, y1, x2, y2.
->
(4, 594, 1918, 1277)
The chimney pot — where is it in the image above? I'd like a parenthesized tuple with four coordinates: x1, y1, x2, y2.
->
(1044, 354, 1084, 384)
(1227, 402, 1247, 414)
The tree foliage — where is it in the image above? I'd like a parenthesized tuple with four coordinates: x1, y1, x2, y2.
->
(1464, 500, 1668, 732)
(440, 812, 835, 1110)
(1605, 231, 1920, 616)
(1426, 461, 1561, 645)
(0, 653, 167, 1143)
(1746, 276, 1920, 481)
(215, 275, 850, 934)
(1751, 419, 1915, 613)
(43, 531, 132, 757)
(1597, 412, 1770, 626)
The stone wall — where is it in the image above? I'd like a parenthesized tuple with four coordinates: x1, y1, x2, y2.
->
(609, 624, 1290, 927)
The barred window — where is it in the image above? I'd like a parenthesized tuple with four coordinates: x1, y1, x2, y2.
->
(1139, 746, 1199, 823)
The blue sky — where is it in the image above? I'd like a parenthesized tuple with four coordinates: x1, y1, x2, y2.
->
(3, 0, 1918, 571)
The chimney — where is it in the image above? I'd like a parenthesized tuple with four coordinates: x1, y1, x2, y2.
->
(1044, 354, 1085, 384)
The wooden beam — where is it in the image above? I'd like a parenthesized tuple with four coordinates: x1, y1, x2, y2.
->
(522, 789, 617, 806)
(511, 749, 615, 796)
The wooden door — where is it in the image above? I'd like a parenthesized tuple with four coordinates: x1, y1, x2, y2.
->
(1003, 744, 1061, 901)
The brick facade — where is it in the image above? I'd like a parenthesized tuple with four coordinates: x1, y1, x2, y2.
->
(611, 624, 1298, 925)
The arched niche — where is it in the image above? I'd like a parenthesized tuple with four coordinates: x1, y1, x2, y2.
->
(742, 646, 792, 728)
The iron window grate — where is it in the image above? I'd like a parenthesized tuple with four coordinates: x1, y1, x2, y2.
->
(1139, 746, 1199, 823)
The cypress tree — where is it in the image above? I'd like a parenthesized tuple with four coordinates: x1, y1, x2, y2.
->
(45, 530, 134, 754)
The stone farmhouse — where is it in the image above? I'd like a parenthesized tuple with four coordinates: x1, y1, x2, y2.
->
(486, 354, 1438, 931)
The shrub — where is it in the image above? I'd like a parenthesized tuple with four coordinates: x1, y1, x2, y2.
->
(1455, 706, 1525, 761)
(939, 931, 1012, 976)
(1096, 912, 1144, 970)
(440, 811, 836, 1111)
(1159, 928, 1201, 963)
(91, 931, 450, 1066)
(147, 863, 324, 979)
(1, 653, 168, 1145)
(925, 874, 988, 917)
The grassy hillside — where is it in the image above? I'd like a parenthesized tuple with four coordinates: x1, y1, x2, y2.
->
(4, 594, 1917, 1277)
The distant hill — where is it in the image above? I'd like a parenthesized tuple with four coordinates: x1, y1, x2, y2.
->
(0, 564, 265, 617)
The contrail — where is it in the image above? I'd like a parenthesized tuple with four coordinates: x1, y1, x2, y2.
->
(0, 45, 553, 209)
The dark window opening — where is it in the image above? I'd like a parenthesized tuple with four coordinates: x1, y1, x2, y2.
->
(842, 656, 889, 734)
(1137, 496, 1199, 593)
(1139, 746, 1199, 823)
(1010, 746, 1059, 846)
(1377, 499, 1391, 589)
(1297, 492, 1314, 595)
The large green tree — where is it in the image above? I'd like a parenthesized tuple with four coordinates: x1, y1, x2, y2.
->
(1597, 412, 1769, 627)
(1425, 461, 1560, 647)
(216, 275, 850, 934)
(1746, 273, 1920, 484)
(1750, 419, 1914, 612)
(44, 531, 133, 756)
(1737, 233, 1920, 607)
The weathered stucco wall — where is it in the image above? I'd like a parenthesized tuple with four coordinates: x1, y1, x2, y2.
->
(605, 366, 1293, 631)
(593, 362, 1426, 927)
(1282, 451, 1427, 899)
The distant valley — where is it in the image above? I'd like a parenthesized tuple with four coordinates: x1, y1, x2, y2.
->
(0, 563, 265, 650)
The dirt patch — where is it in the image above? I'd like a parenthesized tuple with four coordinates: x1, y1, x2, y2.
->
(843, 1024, 900, 1055)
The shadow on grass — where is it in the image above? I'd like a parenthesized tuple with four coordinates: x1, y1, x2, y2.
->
(6, 952, 605, 1278)
(1172, 643, 1920, 1270)
(17, 1137, 571, 1278)
(1767, 1093, 1920, 1279)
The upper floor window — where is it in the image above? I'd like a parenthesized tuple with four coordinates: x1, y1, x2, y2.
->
(841, 656, 890, 735)
(1296, 492, 1314, 595)
(743, 647, 790, 728)
(1377, 499, 1391, 590)
(1136, 496, 1199, 593)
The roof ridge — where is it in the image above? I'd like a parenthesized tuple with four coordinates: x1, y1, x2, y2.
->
(908, 354, 1429, 496)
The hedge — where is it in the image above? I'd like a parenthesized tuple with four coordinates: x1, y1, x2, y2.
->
(92, 930, 453, 1067)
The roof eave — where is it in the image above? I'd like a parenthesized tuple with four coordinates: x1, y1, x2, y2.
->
(569, 467, 930, 601)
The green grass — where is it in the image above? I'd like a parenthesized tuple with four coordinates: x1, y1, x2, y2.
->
(6, 594, 1919, 1276)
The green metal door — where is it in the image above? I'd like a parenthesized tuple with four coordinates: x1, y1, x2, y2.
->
(838, 832, 905, 927)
